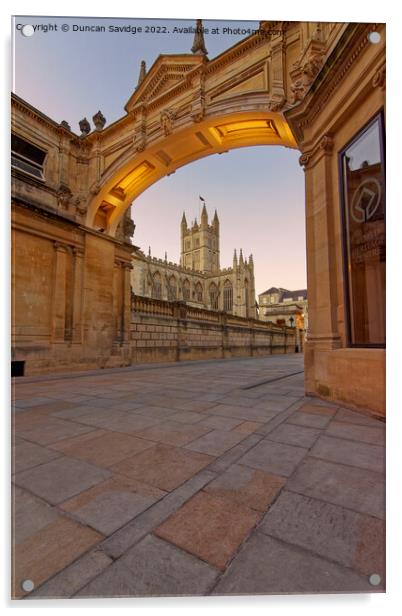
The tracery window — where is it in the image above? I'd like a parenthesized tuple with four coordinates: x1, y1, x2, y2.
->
(223, 280, 233, 312)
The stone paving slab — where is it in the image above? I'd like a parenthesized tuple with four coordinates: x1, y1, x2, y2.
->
(49, 430, 154, 468)
(13, 516, 102, 598)
(14, 456, 112, 505)
(26, 548, 113, 599)
(12, 439, 62, 474)
(101, 470, 217, 559)
(206, 403, 279, 423)
(185, 429, 248, 456)
(198, 415, 244, 431)
(286, 411, 332, 429)
(78, 534, 219, 598)
(297, 403, 337, 416)
(111, 443, 214, 491)
(65, 490, 156, 536)
(14, 415, 97, 446)
(325, 421, 385, 446)
(13, 487, 61, 544)
(134, 420, 212, 447)
(310, 435, 385, 473)
(286, 457, 385, 519)
(155, 491, 260, 571)
(265, 422, 322, 448)
(204, 464, 285, 512)
(335, 407, 385, 427)
(238, 439, 308, 477)
(212, 532, 376, 595)
(259, 490, 385, 578)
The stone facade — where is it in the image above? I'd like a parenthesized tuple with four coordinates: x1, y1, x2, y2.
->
(131, 206, 256, 317)
(258, 287, 308, 331)
(130, 295, 295, 364)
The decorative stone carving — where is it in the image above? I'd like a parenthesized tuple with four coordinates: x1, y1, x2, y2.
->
(268, 96, 286, 112)
(60, 120, 71, 131)
(134, 105, 147, 152)
(92, 110, 106, 131)
(160, 109, 176, 136)
(298, 152, 311, 167)
(319, 134, 333, 152)
(78, 117, 91, 136)
(191, 19, 208, 56)
(123, 216, 135, 239)
(289, 35, 326, 105)
(56, 184, 73, 209)
(136, 60, 146, 88)
(372, 65, 385, 89)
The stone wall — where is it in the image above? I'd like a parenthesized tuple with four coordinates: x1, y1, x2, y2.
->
(130, 296, 296, 364)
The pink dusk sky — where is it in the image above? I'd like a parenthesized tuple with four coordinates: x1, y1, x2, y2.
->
(13, 15, 306, 297)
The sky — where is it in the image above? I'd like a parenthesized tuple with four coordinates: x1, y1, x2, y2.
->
(12, 15, 306, 296)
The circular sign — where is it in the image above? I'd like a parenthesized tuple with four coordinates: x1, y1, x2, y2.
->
(350, 178, 382, 223)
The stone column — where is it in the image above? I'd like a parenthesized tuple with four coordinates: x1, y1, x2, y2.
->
(72, 248, 84, 343)
(113, 260, 123, 344)
(122, 262, 132, 345)
(300, 135, 341, 392)
(52, 242, 68, 342)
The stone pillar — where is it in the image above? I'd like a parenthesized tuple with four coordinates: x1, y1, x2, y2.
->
(113, 260, 123, 344)
(52, 242, 68, 341)
(300, 135, 341, 391)
(71, 248, 84, 343)
(122, 262, 132, 345)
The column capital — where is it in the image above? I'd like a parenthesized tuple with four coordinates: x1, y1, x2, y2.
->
(53, 241, 69, 253)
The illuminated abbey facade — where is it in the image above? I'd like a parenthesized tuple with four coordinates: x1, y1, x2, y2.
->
(131, 205, 257, 317)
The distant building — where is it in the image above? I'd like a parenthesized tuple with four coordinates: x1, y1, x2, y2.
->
(258, 287, 308, 331)
(131, 206, 257, 317)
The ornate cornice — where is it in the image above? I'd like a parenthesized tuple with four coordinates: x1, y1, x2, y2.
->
(288, 24, 380, 140)
(299, 134, 333, 168)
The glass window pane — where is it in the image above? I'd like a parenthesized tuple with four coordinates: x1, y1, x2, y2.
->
(341, 116, 385, 346)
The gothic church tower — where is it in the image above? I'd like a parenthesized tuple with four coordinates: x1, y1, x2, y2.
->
(180, 206, 220, 273)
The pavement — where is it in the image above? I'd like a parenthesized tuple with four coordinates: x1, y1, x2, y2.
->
(11, 354, 385, 599)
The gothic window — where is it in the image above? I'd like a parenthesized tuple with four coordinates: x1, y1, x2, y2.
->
(182, 279, 190, 301)
(223, 280, 233, 312)
(340, 113, 385, 346)
(167, 275, 177, 301)
(209, 282, 219, 310)
(186, 240, 191, 251)
(152, 272, 162, 299)
(195, 282, 203, 302)
(12, 134, 46, 180)
(244, 279, 249, 316)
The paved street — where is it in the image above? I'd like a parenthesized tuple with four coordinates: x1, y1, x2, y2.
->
(12, 354, 385, 599)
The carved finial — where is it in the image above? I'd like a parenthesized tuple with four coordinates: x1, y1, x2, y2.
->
(60, 120, 71, 131)
(233, 249, 238, 267)
(164, 251, 167, 262)
(191, 20, 208, 56)
(79, 118, 91, 136)
(148, 246, 151, 257)
(92, 110, 106, 131)
(239, 248, 244, 265)
(137, 60, 146, 88)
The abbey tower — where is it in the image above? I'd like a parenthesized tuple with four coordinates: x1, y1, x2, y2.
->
(180, 206, 220, 273)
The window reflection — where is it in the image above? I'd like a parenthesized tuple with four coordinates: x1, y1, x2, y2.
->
(341, 115, 385, 346)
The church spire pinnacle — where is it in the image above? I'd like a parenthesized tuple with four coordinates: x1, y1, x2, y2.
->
(233, 249, 238, 268)
(239, 248, 244, 266)
(191, 20, 208, 56)
(136, 60, 146, 89)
